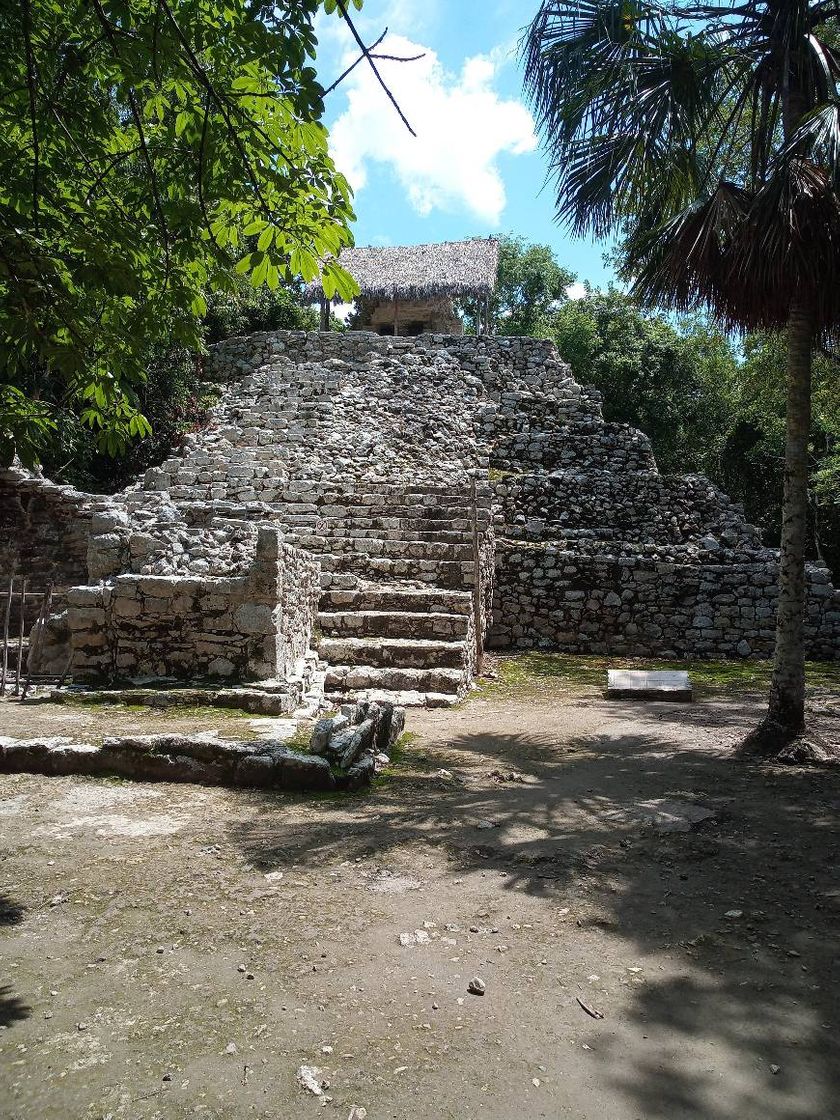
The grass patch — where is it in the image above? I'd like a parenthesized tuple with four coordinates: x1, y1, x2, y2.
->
(371, 731, 419, 788)
(55, 696, 263, 741)
(473, 651, 840, 700)
(60, 695, 256, 720)
(281, 728, 315, 753)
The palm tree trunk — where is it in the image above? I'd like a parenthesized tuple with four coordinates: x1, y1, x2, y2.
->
(767, 300, 813, 731)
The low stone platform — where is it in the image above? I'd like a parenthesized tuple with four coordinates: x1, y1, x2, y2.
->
(0, 733, 338, 791)
(0, 699, 407, 792)
(606, 669, 693, 702)
(45, 681, 324, 718)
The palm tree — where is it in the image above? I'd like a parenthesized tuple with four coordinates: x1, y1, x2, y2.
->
(524, 0, 840, 746)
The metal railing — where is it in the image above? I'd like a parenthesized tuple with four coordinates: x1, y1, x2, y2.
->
(0, 576, 56, 697)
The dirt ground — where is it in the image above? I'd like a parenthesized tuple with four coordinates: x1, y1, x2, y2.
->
(1, 669, 839, 1120)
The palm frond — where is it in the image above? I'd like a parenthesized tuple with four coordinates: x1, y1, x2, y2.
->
(626, 158, 840, 333)
(785, 98, 840, 187)
(523, 2, 740, 234)
(526, 0, 840, 334)
(625, 182, 753, 320)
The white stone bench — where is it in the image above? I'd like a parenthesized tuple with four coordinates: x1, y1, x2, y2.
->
(607, 669, 693, 701)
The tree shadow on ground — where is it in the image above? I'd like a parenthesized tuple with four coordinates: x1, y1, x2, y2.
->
(231, 698, 840, 1119)
(0, 892, 30, 1027)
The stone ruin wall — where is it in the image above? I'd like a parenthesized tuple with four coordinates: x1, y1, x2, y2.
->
(1, 328, 838, 690)
(0, 471, 109, 598)
(61, 527, 319, 684)
(491, 546, 838, 660)
(0, 470, 321, 691)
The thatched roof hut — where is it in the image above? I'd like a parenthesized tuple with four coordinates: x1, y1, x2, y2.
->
(308, 238, 499, 335)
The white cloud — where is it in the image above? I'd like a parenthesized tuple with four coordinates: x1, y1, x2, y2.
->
(566, 282, 588, 300)
(329, 33, 536, 225)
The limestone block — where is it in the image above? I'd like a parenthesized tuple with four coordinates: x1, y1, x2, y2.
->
(67, 586, 105, 607)
(111, 596, 144, 619)
(310, 713, 349, 755)
(234, 753, 276, 787)
(234, 601, 275, 635)
(271, 748, 335, 791)
(207, 657, 236, 678)
(67, 606, 106, 629)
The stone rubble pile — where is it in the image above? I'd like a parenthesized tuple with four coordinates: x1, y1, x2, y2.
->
(310, 698, 406, 783)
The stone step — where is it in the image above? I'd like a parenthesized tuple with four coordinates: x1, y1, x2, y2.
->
(321, 586, 474, 615)
(318, 554, 474, 589)
(277, 501, 477, 522)
(318, 636, 467, 670)
(174, 502, 480, 535)
(289, 524, 473, 544)
(295, 535, 474, 562)
(275, 491, 480, 510)
(324, 664, 466, 696)
(323, 686, 459, 709)
(280, 481, 486, 500)
(318, 610, 470, 640)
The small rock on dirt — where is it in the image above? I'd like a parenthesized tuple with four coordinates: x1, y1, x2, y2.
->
(297, 1065, 324, 1095)
(399, 929, 431, 946)
(625, 799, 717, 833)
(467, 977, 486, 996)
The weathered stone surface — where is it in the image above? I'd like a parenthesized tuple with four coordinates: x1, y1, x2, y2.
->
(310, 713, 349, 755)
(343, 752, 376, 790)
(338, 719, 376, 769)
(383, 706, 406, 751)
(234, 753, 277, 788)
(269, 747, 335, 791)
(0, 733, 335, 791)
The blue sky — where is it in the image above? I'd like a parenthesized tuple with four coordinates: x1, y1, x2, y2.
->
(314, 0, 617, 290)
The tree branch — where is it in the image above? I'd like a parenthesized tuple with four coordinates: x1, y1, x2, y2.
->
(334, 0, 418, 136)
(323, 27, 426, 96)
(89, 0, 173, 287)
(324, 28, 387, 94)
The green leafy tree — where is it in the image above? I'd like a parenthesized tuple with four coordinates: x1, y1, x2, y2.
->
(547, 289, 738, 474)
(203, 278, 318, 344)
(34, 345, 214, 492)
(0, 0, 359, 465)
(545, 288, 840, 576)
(524, 0, 840, 741)
(721, 334, 840, 576)
(460, 235, 575, 335)
(34, 276, 326, 491)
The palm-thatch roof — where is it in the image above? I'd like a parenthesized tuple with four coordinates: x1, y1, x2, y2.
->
(306, 238, 499, 302)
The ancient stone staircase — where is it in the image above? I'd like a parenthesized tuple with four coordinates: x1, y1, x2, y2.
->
(284, 483, 483, 706)
(127, 334, 494, 706)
